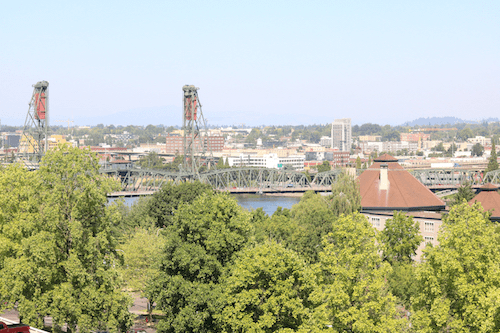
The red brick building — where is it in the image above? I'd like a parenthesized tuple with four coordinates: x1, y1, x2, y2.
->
(165, 135, 224, 155)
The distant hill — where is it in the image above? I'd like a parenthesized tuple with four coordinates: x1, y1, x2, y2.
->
(403, 117, 500, 127)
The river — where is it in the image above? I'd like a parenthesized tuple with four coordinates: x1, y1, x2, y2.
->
(112, 194, 302, 216)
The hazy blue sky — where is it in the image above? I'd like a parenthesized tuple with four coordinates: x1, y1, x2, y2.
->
(1, 1, 499, 126)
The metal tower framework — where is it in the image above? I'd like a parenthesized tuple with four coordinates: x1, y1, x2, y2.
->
(182, 85, 213, 174)
(22, 81, 49, 162)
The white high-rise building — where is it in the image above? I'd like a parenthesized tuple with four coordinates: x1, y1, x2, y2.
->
(331, 118, 352, 152)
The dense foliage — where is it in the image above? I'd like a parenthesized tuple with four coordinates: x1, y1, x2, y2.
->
(2, 146, 499, 332)
(146, 192, 253, 333)
(412, 202, 500, 332)
(0, 145, 133, 333)
(218, 242, 316, 332)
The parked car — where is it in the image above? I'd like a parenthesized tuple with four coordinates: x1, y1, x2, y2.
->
(0, 321, 30, 333)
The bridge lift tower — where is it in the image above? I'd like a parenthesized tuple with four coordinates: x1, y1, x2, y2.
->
(182, 85, 214, 175)
(21, 81, 49, 162)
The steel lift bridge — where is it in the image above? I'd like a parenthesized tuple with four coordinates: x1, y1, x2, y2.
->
(20, 81, 49, 167)
(101, 166, 500, 195)
(101, 167, 344, 194)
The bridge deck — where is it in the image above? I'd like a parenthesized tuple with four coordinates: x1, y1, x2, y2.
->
(109, 186, 333, 197)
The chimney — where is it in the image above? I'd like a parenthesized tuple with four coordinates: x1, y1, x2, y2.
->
(379, 163, 389, 191)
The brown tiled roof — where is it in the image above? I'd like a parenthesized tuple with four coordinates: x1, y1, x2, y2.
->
(374, 154, 398, 162)
(469, 183, 500, 220)
(359, 159, 445, 211)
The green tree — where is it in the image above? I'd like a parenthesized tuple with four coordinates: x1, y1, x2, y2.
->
(317, 160, 331, 173)
(216, 156, 225, 169)
(329, 172, 361, 216)
(378, 212, 423, 309)
(379, 211, 423, 264)
(146, 192, 253, 333)
(138, 151, 165, 169)
(309, 213, 403, 331)
(147, 181, 213, 228)
(163, 154, 183, 172)
(289, 191, 335, 262)
(118, 228, 165, 293)
(356, 156, 362, 169)
(115, 196, 157, 236)
(471, 142, 484, 157)
(0, 145, 133, 333)
(450, 181, 475, 206)
(253, 208, 297, 247)
(412, 202, 500, 332)
(387, 262, 419, 309)
(434, 142, 446, 152)
(485, 139, 499, 173)
(457, 127, 474, 141)
(218, 242, 316, 332)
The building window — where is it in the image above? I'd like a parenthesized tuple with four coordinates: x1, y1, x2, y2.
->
(424, 222, 434, 232)
(371, 217, 380, 227)
(424, 236, 434, 244)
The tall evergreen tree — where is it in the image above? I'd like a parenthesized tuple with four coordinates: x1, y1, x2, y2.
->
(485, 139, 499, 173)
(356, 156, 361, 169)
(451, 182, 475, 206)
(216, 156, 224, 169)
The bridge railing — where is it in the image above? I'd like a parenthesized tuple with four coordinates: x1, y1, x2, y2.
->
(100, 166, 346, 192)
(410, 169, 485, 186)
(100, 166, 500, 193)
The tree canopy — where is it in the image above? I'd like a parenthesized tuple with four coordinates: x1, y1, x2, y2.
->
(310, 213, 403, 332)
(328, 172, 361, 216)
(471, 142, 484, 157)
(0, 144, 133, 333)
(412, 202, 500, 332)
(146, 192, 253, 333)
(147, 181, 213, 228)
(316, 160, 331, 173)
(379, 211, 423, 264)
(218, 242, 316, 332)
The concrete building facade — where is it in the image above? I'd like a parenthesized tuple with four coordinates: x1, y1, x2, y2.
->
(331, 118, 351, 152)
(227, 153, 305, 170)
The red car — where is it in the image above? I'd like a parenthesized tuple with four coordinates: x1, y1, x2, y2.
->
(0, 321, 30, 333)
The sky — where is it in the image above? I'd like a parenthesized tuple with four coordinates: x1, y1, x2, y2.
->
(0, 1, 499, 127)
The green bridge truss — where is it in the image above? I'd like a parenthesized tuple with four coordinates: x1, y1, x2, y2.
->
(100, 167, 344, 192)
(100, 167, 500, 192)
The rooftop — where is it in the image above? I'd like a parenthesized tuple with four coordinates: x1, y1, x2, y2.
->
(469, 183, 500, 221)
(359, 154, 445, 211)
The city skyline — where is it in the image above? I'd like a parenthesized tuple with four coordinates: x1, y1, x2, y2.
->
(1, 1, 499, 127)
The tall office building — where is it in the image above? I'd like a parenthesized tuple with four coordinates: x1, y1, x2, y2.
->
(331, 118, 352, 152)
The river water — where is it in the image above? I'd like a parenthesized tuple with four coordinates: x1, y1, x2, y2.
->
(114, 194, 302, 216)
